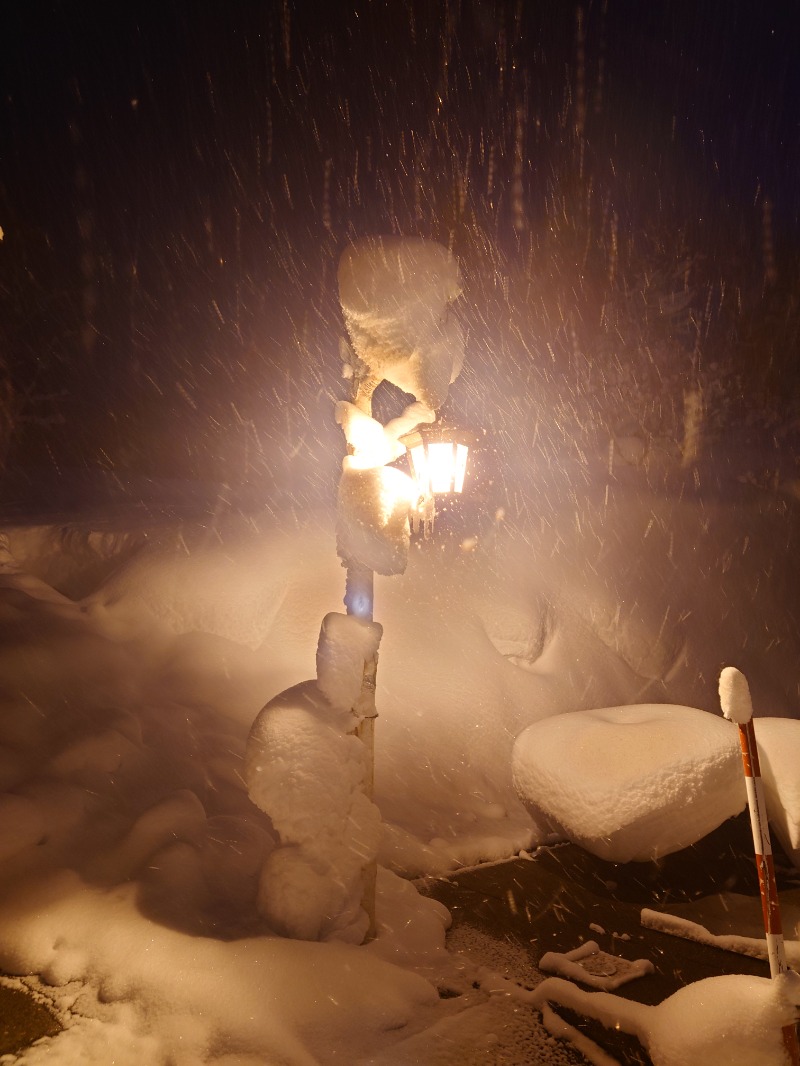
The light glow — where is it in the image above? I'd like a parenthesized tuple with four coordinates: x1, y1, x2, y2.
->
(427, 442, 457, 493)
(407, 430, 473, 496)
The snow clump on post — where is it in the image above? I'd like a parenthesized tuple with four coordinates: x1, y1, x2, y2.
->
(244, 613, 384, 942)
(719, 664, 754, 724)
(337, 236, 464, 410)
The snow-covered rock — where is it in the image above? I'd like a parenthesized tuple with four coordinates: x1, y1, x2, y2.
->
(512, 704, 746, 862)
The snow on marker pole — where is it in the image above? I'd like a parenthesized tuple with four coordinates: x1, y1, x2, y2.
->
(719, 666, 800, 1066)
(719, 667, 786, 976)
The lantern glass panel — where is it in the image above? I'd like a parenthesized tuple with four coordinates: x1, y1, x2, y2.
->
(409, 443, 427, 489)
(426, 442, 456, 493)
(453, 443, 469, 493)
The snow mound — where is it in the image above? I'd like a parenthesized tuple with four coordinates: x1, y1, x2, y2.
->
(532, 971, 800, 1066)
(244, 680, 381, 942)
(87, 516, 342, 657)
(755, 717, 800, 871)
(646, 971, 800, 1066)
(0, 870, 440, 1066)
(512, 704, 746, 862)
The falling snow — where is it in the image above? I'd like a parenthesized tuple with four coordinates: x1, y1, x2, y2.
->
(1, 1, 800, 1063)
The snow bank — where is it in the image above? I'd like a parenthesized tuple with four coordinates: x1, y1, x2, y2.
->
(1, 472, 800, 1061)
(512, 705, 746, 862)
(88, 516, 342, 657)
(71, 495, 800, 874)
(87, 516, 346, 721)
(527, 484, 800, 722)
(0, 527, 454, 1062)
(80, 506, 719, 870)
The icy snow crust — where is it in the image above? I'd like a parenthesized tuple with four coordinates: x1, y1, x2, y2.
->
(0, 477, 799, 1063)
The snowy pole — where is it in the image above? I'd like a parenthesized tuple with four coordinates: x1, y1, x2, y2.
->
(719, 666, 800, 1066)
(343, 372, 380, 941)
(336, 237, 466, 943)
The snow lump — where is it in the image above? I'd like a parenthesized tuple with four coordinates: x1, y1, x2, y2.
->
(244, 680, 382, 943)
(512, 704, 746, 862)
(532, 970, 800, 1066)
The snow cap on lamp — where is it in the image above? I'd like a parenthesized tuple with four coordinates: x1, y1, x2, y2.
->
(338, 236, 464, 410)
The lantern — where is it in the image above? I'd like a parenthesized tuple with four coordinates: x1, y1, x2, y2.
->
(402, 424, 476, 496)
(401, 424, 476, 537)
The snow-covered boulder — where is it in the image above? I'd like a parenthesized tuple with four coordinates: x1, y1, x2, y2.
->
(512, 704, 746, 862)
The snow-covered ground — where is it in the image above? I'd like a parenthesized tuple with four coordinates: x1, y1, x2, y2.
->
(0, 469, 799, 1064)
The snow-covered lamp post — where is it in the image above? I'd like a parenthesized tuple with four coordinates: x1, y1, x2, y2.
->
(335, 237, 466, 935)
(244, 237, 466, 947)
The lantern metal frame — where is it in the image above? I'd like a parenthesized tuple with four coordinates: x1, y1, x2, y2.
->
(401, 423, 477, 497)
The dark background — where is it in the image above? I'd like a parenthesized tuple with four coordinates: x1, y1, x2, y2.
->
(1, 1, 799, 507)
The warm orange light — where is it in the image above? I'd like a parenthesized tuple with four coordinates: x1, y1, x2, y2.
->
(403, 425, 475, 496)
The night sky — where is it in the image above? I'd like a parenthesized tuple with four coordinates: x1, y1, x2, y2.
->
(1, 1, 798, 502)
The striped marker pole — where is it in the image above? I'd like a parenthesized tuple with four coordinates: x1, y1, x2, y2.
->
(720, 666, 800, 1066)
